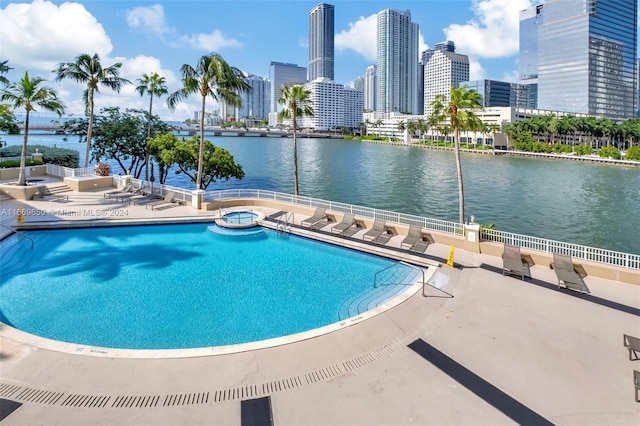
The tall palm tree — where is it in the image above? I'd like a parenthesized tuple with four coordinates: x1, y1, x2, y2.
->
(430, 85, 483, 224)
(0, 60, 12, 85)
(136, 72, 168, 181)
(167, 53, 249, 191)
(53, 53, 130, 168)
(1, 71, 65, 185)
(278, 84, 314, 196)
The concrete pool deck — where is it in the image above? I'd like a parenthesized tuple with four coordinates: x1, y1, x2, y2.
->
(1, 180, 639, 425)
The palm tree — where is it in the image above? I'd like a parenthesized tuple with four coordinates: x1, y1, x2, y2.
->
(54, 53, 130, 168)
(136, 72, 168, 181)
(364, 118, 372, 136)
(167, 53, 249, 192)
(277, 84, 314, 195)
(0, 60, 12, 85)
(396, 120, 406, 142)
(1, 71, 65, 185)
(430, 85, 483, 224)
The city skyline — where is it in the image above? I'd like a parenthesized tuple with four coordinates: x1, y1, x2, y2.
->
(1, 0, 548, 120)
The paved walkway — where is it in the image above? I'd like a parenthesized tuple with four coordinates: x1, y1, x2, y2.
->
(1, 181, 639, 425)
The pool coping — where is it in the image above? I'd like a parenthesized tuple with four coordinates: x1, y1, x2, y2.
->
(1, 213, 439, 359)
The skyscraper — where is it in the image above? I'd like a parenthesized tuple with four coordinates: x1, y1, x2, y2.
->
(308, 3, 334, 81)
(224, 74, 270, 120)
(520, 0, 638, 121)
(363, 65, 377, 111)
(423, 43, 469, 117)
(269, 61, 308, 126)
(376, 9, 419, 114)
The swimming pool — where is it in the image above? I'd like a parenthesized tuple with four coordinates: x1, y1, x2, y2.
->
(0, 223, 422, 350)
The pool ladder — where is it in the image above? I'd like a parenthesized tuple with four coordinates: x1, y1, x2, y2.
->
(276, 211, 294, 235)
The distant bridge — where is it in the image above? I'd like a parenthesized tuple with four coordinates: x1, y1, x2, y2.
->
(17, 123, 340, 139)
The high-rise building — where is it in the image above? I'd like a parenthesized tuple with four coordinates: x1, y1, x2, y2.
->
(223, 74, 271, 120)
(423, 43, 470, 117)
(353, 75, 364, 92)
(461, 79, 531, 108)
(376, 9, 419, 114)
(269, 61, 308, 126)
(308, 3, 334, 81)
(520, 0, 638, 121)
(301, 78, 363, 131)
(363, 65, 377, 111)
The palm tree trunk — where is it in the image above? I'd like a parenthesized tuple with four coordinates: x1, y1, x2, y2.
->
(454, 128, 465, 224)
(145, 93, 153, 182)
(293, 108, 299, 196)
(197, 95, 206, 190)
(85, 94, 95, 169)
(17, 111, 29, 186)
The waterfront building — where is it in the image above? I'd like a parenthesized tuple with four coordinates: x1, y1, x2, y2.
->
(520, 0, 638, 121)
(301, 78, 363, 131)
(376, 9, 419, 114)
(269, 61, 307, 126)
(223, 74, 270, 121)
(363, 65, 377, 111)
(423, 42, 470, 117)
(461, 79, 531, 108)
(308, 3, 335, 82)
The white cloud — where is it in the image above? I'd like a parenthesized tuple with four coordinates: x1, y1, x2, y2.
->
(469, 58, 486, 80)
(444, 0, 533, 58)
(501, 70, 520, 83)
(119, 55, 178, 86)
(178, 30, 243, 51)
(0, 0, 113, 71)
(126, 4, 170, 38)
(335, 14, 377, 61)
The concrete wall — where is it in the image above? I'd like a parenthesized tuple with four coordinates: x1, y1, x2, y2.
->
(0, 165, 46, 180)
(64, 176, 114, 192)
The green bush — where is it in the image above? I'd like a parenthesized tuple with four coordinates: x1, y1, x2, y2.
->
(0, 159, 45, 168)
(0, 144, 79, 168)
(343, 135, 353, 140)
(624, 146, 640, 161)
(574, 145, 593, 156)
(598, 146, 621, 160)
(552, 144, 572, 153)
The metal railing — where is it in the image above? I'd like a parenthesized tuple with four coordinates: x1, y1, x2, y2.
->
(0, 156, 33, 162)
(46, 164, 94, 177)
(0, 223, 34, 250)
(113, 176, 193, 205)
(480, 228, 640, 270)
(205, 189, 466, 236)
(276, 211, 294, 235)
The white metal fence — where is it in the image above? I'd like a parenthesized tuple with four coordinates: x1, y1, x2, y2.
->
(481, 228, 640, 270)
(113, 176, 193, 204)
(46, 164, 94, 177)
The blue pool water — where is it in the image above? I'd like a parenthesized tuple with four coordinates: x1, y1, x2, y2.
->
(222, 211, 258, 224)
(0, 223, 420, 350)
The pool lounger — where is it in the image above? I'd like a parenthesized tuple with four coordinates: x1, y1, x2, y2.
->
(145, 191, 177, 210)
(301, 207, 326, 228)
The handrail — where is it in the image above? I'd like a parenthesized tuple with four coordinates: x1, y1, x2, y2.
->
(0, 223, 34, 250)
(374, 261, 424, 289)
(276, 211, 294, 235)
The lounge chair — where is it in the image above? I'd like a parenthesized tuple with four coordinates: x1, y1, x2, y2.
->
(373, 225, 397, 245)
(624, 334, 640, 361)
(104, 184, 133, 199)
(33, 186, 68, 202)
(401, 225, 423, 249)
(301, 207, 326, 228)
(116, 186, 147, 203)
(363, 219, 386, 241)
(310, 213, 336, 230)
(145, 191, 177, 210)
(331, 213, 356, 234)
(635, 370, 640, 402)
(551, 253, 590, 294)
(502, 244, 530, 280)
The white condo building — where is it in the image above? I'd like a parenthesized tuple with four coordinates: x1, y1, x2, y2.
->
(364, 65, 377, 111)
(423, 48, 470, 117)
(376, 9, 419, 114)
(222, 74, 271, 120)
(301, 78, 363, 131)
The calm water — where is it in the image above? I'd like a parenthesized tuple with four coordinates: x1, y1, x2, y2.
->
(0, 223, 414, 349)
(2, 133, 639, 254)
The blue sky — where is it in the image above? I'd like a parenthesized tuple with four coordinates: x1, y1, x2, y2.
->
(0, 0, 567, 119)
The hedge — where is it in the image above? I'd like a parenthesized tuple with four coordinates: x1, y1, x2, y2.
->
(0, 144, 80, 168)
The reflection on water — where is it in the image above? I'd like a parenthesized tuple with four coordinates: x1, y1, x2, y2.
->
(2, 133, 639, 254)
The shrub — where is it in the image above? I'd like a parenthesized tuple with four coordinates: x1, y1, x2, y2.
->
(574, 145, 593, 156)
(552, 144, 572, 153)
(624, 145, 640, 161)
(598, 146, 621, 160)
(0, 159, 44, 168)
(0, 144, 80, 168)
(94, 162, 111, 176)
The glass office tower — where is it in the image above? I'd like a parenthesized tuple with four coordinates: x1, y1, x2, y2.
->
(308, 3, 335, 81)
(376, 9, 419, 114)
(525, 0, 637, 121)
